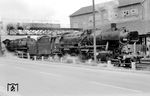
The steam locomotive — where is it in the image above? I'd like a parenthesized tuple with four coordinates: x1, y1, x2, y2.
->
(59, 23, 138, 60)
(3, 23, 139, 61)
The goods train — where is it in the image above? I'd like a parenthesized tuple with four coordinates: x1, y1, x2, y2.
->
(3, 23, 139, 61)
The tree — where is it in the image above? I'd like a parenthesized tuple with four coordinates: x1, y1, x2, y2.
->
(6, 24, 15, 35)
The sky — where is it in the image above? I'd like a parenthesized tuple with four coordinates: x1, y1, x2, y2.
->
(0, 0, 112, 27)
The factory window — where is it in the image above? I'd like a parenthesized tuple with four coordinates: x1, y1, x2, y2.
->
(130, 9, 138, 16)
(122, 10, 130, 17)
(112, 13, 118, 19)
(114, 13, 118, 17)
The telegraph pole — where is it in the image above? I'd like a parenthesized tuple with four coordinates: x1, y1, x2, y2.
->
(92, 0, 97, 64)
(0, 17, 2, 56)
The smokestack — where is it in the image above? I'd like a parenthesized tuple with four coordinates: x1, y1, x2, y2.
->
(111, 23, 117, 31)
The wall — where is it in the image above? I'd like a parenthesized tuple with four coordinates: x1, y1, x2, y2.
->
(143, 0, 150, 20)
(117, 20, 150, 35)
(70, 3, 143, 29)
(70, 12, 102, 29)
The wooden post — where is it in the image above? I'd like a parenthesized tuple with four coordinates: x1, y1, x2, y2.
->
(42, 56, 44, 61)
(72, 57, 76, 64)
(49, 56, 53, 62)
(34, 56, 37, 61)
(27, 53, 30, 60)
(21, 52, 24, 58)
(133, 42, 136, 56)
(99, 58, 101, 63)
(60, 57, 63, 62)
(131, 62, 136, 70)
(107, 60, 113, 68)
(16, 52, 18, 57)
(149, 45, 150, 56)
(132, 42, 136, 70)
(0, 35, 2, 56)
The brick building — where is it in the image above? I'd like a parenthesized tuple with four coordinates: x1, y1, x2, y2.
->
(70, 0, 150, 55)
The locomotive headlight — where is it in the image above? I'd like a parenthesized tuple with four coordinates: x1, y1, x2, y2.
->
(120, 37, 129, 44)
(123, 38, 128, 41)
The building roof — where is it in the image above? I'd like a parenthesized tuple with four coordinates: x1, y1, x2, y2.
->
(119, 0, 144, 7)
(70, 6, 94, 17)
(70, 0, 144, 17)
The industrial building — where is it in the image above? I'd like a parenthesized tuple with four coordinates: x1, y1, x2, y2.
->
(70, 0, 150, 55)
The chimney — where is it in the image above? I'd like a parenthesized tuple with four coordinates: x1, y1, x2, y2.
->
(111, 23, 117, 31)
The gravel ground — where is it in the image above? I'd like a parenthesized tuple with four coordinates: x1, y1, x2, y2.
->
(1, 51, 150, 73)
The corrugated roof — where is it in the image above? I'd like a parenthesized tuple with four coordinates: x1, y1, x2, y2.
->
(70, 0, 144, 17)
(70, 6, 94, 17)
(119, 0, 144, 7)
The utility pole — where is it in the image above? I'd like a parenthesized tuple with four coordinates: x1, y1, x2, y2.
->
(0, 18, 2, 56)
(92, 0, 97, 64)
